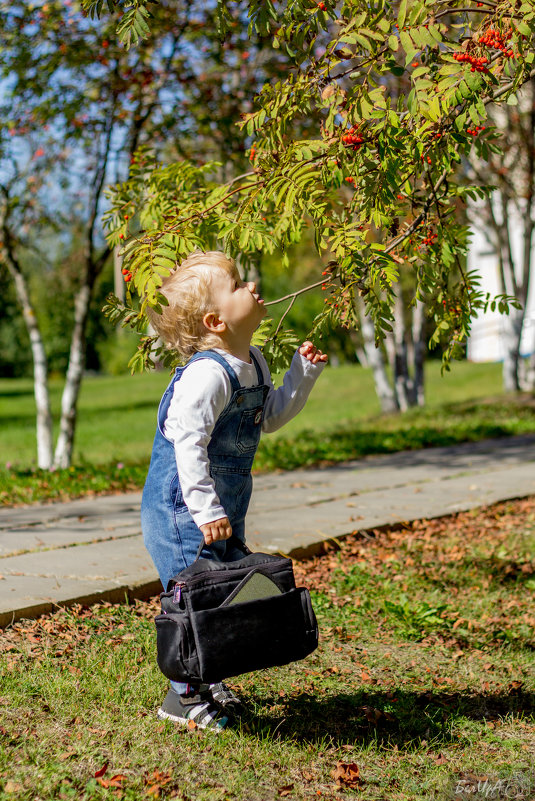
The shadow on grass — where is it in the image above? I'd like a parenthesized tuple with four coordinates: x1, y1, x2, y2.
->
(0, 387, 35, 400)
(248, 686, 534, 746)
(1, 399, 160, 429)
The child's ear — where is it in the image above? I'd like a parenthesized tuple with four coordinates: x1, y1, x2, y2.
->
(203, 311, 226, 334)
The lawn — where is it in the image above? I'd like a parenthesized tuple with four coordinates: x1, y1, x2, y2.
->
(0, 360, 506, 465)
(1, 495, 534, 800)
(2, 360, 535, 506)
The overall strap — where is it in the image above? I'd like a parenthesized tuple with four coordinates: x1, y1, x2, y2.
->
(188, 350, 241, 393)
(249, 349, 265, 385)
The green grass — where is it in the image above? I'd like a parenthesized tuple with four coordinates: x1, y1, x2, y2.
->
(1, 496, 534, 800)
(2, 360, 535, 506)
(0, 361, 505, 465)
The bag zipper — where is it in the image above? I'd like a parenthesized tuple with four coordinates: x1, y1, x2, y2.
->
(173, 582, 185, 604)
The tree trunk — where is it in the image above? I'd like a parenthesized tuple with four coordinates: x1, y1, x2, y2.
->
(5, 260, 54, 469)
(53, 283, 91, 468)
(411, 298, 426, 407)
(357, 296, 398, 413)
(502, 305, 524, 392)
(392, 289, 411, 412)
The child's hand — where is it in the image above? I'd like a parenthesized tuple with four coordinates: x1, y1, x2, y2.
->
(200, 517, 233, 545)
(298, 341, 328, 364)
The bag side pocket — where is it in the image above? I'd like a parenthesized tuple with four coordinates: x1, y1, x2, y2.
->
(155, 612, 201, 683)
(190, 587, 319, 683)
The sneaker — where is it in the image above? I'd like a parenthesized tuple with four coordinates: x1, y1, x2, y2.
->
(157, 688, 228, 731)
(206, 682, 243, 716)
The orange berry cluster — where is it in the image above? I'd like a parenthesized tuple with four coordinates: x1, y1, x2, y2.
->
(249, 145, 256, 162)
(467, 124, 485, 136)
(342, 125, 365, 150)
(418, 230, 438, 249)
(121, 267, 132, 283)
(317, 2, 326, 9)
(345, 176, 356, 185)
(453, 52, 488, 72)
(321, 268, 331, 291)
(479, 27, 515, 58)
(420, 154, 433, 164)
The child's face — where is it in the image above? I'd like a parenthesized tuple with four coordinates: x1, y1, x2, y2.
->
(210, 268, 267, 338)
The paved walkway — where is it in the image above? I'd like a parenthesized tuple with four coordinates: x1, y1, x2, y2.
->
(1, 434, 535, 627)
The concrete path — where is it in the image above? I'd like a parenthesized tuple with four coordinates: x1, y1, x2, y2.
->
(1, 434, 535, 627)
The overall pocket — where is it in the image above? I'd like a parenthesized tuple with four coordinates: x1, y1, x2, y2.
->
(155, 612, 200, 683)
(235, 407, 263, 454)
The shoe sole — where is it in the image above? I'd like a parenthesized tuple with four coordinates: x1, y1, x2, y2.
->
(157, 707, 226, 732)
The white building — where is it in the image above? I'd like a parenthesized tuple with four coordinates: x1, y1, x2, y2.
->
(467, 206, 535, 362)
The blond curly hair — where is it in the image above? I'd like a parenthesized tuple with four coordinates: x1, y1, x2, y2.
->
(148, 250, 238, 361)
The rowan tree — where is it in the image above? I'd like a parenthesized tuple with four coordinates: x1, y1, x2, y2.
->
(96, 0, 534, 383)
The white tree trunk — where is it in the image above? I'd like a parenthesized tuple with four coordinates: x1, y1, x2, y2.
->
(53, 284, 91, 468)
(411, 298, 426, 407)
(6, 262, 54, 469)
(393, 290, 411, 412)
(357, 297, 398, 413)
(502, 306, 524, 392)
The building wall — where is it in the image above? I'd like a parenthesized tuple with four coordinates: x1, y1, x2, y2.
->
(467, 204, 535, 361)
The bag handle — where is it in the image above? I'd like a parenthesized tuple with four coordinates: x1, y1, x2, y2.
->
(194, 534, 251, 562)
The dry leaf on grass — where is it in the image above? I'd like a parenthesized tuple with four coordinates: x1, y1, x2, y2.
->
(94, 761, 109, 778)
(97, 774, 127, 789)
(278, 784, 294, 796)
(331, 761, 363, 788)
(3, 781, 23, 794)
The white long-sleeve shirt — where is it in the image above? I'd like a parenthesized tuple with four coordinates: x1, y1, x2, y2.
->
(163, 346, 325, 527)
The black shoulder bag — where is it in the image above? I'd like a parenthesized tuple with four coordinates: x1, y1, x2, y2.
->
(155, 536, 318, 684)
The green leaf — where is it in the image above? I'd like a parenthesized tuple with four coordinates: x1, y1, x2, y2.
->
(398, 0, 408, 30)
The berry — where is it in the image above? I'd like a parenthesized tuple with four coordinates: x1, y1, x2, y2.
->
(341, 124, 365, 151)
(318, 2, 326, 8)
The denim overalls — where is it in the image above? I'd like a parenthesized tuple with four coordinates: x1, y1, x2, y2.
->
(141, 348, 269, 594)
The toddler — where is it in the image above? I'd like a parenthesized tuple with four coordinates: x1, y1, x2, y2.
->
(141, 250, 327, 730)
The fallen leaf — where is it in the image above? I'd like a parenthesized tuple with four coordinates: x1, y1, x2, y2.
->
(109, 774, 127, 787)
(145, 771, 172, 787)
(4, 781, 23, 794)
(278, 785, 294, 797)
(331, 762, 362, 788)
(94, 761, 109, 778)
(187, 719, 197, 730)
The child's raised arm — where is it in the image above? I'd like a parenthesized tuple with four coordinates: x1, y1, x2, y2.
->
(256, 341, 327, 434)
